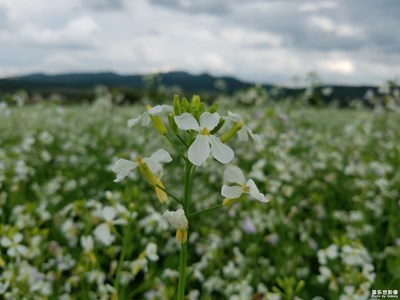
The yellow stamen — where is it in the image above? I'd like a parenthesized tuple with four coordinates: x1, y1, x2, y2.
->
(200, 127, 210, 135)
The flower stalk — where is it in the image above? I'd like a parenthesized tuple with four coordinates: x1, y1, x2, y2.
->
(176, 160, 192, 300)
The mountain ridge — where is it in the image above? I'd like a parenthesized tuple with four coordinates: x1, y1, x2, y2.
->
(0, 71, 378, 105)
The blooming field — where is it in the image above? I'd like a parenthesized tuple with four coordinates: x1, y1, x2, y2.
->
(0, 100, 399, 299)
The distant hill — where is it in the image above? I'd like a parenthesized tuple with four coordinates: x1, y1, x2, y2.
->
(0, 71, 378, 105)
(0, 71, 255, 93)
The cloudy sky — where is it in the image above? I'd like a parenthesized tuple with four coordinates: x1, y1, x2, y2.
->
(0, 0, 399, 85)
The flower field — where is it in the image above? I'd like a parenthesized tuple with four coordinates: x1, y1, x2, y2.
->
(0, 98, 399, 300)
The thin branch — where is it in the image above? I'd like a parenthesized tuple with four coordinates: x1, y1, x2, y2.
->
(190, 203, 223, 217)
(176, 134, 188, 148)
(164, 134, 185, 159)
(155, 184, 183, 205)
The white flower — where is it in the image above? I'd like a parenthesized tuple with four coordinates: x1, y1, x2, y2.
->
(163, 209, 189, 243)
(93, 206, 126, 246)
(226, 111, 260, 143)
(127, 105, 172, 127)
(94, 223, 114, 246)
(145, 243, 159, 262)
(174, 112, 234, 166)
(221, 166, 268, 203)
(81, 235, 94, 252)
(112, 149, 172, 182)
(163, 209, 188, 230)
(318, 244, 338, 264)
(1, 232, 28, 257)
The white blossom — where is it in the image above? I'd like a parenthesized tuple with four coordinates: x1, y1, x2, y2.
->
(221, 166, 268, 203)
(163, 209, 188, 230)
(174, 112, 234, 166)
(226, 111, 260, 143)
(127, 105, 172, 127)
(112, 149, 172, 182)
(0, 233, 28, 257)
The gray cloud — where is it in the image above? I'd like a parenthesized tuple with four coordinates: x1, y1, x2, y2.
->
(0, 5, 11, 30)
(82, 0, 124, 10)
(0, 0, 399, 84)
(149, 0, 231, 15)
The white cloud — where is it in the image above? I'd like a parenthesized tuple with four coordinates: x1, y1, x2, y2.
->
(21, 16, 100, 46)
(309, 15, 363, 38)
(220, 27, 283, 47)
(309, 16, 335, 32)
(320, 59, 354, 74)
(0, 0, 398, 85)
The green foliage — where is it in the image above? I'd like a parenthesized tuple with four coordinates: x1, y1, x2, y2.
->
(0, 101, 399, 299)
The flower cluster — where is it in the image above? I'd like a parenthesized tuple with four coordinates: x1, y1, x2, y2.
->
(112, 95, 268, 244)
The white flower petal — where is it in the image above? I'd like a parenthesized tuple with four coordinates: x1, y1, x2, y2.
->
(94, 223, 115, 246)
(237, 128, 249, 141)
(221, 185, 244, 199)
(14, 233, 23, 243)
(145, 243, 159, 261)
(113, 218, 127, 225)
(112, 159, 138, 182)
(146, 149, 172, 175)
(244, 125, 261, 143)
(199, 112, 220, 130)
(174, 113, 200, 131)
(146, 161, 163, 176)
(103, 206, 117, 222)
(7, 248, 17, 257)
(81, 235, 94, 251)
(163, 209, 188, 229)
(16, 245, 28, 256)
(148, 105, 173, 115)
(127, 112, 149, 128)
(223, 166, 246, 184)
(188, 135, 211, 166)
(147, 149, 172, 164)
(0, 237, 12, 247)
(247, 179, 268, 203)
(209, 136, 234, 164)
(227, 111, 241, 122)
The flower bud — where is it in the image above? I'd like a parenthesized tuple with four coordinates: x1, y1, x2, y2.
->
(198, 102, 205, 114)
(173, 95, 181, 115)
(181, 97, 190, 113)
(192, 108, 200, 121)
(208, 103, 218, 113)
(136, 157, 158, 186)
(220, 121, 243, 143)
(191, 95, 201, 109)
(168, 113, 179, 135)
(222, 198, 235, 206)
(155, 178, 168, 203)
(210, 117, 225, 134)
(146, 105, 167, 135)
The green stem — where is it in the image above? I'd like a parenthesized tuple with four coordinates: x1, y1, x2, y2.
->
(176, 134, 188, 148)
(190, 203, 223, 217)
(177, 160, 192, 300)
(177, 243, 188, 300)
(164, 134, 185, 159)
